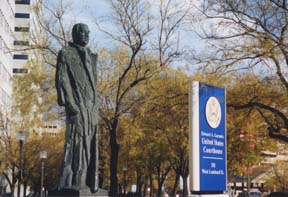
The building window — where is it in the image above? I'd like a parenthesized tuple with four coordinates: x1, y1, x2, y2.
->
(44, 125, 57, 129)
(13, 68, 28, 74)
(15, 13, 30, 18)
(15, 0, 30, 5)
(13, 54, 28, 60)
(15, 27, 29, 32)
(14, 40, 29, 46)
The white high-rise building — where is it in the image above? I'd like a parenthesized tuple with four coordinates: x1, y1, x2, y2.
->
(0, 1, 15, 195)
(0, 0, 14, 111)
(13, 0, 33, 74)
(0, 0, 38, 113)
(14, 0, 59, 138)
(0, 0, 44, 195)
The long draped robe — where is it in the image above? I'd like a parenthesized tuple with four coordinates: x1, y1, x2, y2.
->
(55, 42, 98, 192)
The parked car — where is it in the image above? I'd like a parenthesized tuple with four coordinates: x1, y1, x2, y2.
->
(239, 189, 262, 197)
(268, 192, 288, 197)
(250, 189, 262, 197)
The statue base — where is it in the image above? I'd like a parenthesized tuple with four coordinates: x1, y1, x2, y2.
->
(48, 188, 108, 197)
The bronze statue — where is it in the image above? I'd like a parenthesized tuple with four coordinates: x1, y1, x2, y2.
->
(55, 23, 99, 194)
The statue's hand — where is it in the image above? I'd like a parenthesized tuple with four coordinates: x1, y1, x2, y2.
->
(66, 103, 79, 115)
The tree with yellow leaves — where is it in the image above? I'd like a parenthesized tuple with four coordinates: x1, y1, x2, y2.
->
(192, 0, 288, 141)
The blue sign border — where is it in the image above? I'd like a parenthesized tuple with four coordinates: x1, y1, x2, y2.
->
(199, 83, 226, 191)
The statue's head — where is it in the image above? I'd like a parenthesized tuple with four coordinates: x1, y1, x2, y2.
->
(72, 23, 90, 47)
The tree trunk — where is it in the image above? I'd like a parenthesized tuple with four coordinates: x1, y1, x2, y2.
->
(157, 186, 162, 197)
(149, 175, 153, 197)
(109, 125, 119, 196)
(118, 183, 122, 194)
(23, 181, 27, 197)
(157, 178, 165, 197)
(136, 170, 142, 194)
(11, 182, 16, 197)
(157, 174, 164, 197)
(156, 164, 170, 197)
(3, 172, 13, 197)
(156, 165, 161, 197)
(171, 173, 180, 196)
(183, 175, 189, 196)
(143, 182, 147, 197)
(11, 180, 16, 197)
(10, 186, 14, 197)
(10, 167, 16, 197)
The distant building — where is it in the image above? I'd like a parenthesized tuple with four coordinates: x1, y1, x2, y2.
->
(0, 0, 46, 196)
(14, 0, 44, 74)
(0, 0, 42, 114)
(252, 142, 288, 184)
(0, 0, 14, 112)
(13, 0, 31, 74)
(0, 1, 15, 196)
(41, 124, 61, 137)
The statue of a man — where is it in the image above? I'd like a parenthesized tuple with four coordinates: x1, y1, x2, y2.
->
(55, 23, 98, 193)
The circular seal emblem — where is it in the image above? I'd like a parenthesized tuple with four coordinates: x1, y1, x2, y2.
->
(205, 97, 221, 128)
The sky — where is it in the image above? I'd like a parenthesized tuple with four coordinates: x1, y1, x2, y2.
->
(43, 0, 109, 47)
(44, 0, 207, 70)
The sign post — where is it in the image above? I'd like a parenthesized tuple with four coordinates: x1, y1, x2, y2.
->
(189, 81, 228, 196)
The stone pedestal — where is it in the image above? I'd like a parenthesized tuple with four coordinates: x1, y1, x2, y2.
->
(48, 188, 108, 197)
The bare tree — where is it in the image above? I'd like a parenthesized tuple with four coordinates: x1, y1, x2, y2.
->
(191, 0, 288, 139)
(96, 0, 189, 195)
(4, 0, 188, 195)
(0, 109, 18, 197)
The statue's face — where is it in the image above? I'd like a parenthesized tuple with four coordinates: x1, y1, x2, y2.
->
(74, 24, 90, 47)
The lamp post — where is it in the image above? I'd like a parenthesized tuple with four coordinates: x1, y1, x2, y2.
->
(122, 164, 128, 194)
(284, 160, 288, 193)
(40, 151, 47, 197)
(17, 131, 25, 197)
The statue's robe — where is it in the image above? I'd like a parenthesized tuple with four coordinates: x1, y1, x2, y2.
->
(55, 42, 98, 192)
